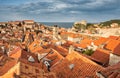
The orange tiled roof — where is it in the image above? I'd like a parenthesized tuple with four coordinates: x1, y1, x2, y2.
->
(52, 45, 68, 57)
(73, 43, 88, 48)
(47, 49, 64, 66)
(23, 20, 34, 22)
(80, 38, 92, 45)
(108, 36, 119, 40)
(62, 41, 74, 48)
(37, 48, 64, 66)
(94, 37, 108, 46)
(9, 49, 39, 65)
(72, 38, 93, 48)
(0, 58, 18, 76)
(9, 47, 22, 58)
(0, 22, 6, 24)
(117, 37, 120, 41)
(51, 51, 103, 78)
(97, 62, 120, 78)
(68, 33, 80, 38)
(91, 48, 110, 65)
(105, 39, 120, 56)
(28, 40, 43, 53)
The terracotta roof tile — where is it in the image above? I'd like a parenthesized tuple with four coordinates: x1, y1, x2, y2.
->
(117, 37, 120, 41)
(73, 43, 88, 48)
(62, 41, 74, 47)
(97, 62, 120, 78)
(28, 40, 43, 53)
(68, 33, 79, 38)
(108, 36, 119, 40)
(51, 51, 103, 78)
(37, 48, 64, 66)
(9, 47, 22, 58)
(9, 48, 40, 67)
(116, 74, 120, 78)
(0, 58, 17, 76)
(105, 39, 120, 56)
(91, 48, 110, 65)
(94, 37, 108, 46)
(52, 45, 68, 57)
(23, 20, 34, 22)
(80, 38, 92, 45)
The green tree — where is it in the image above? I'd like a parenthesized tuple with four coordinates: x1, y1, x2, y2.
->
(74, 24, 86, 31)
(83, 49, 94, 56)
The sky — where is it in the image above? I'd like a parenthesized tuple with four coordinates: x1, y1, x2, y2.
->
(0, 0, 120, 23)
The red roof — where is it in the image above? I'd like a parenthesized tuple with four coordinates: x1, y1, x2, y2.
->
(28, 40, 43, 53)
(23, 20, 34, 23)
(91, 48, 110, 66)
(68, 33, 79, 38)
(9, 47, 22, 58)
(37, 48, 64, 66)
(108, 36, 119, 40)
(51, 45, 68, 57)
(51, 51, 103, 78)
(105, 39, 120, 56)
(94, 37, 108, 46)
(62, 41, 74, 49)
(117, 37, 120, 41)
(73, 43, 88, 48)
(0, 57, 18, 76)
(80, 38, 92, 45)
(9, 49, 40, 67)
(97, 62, 120, 78)
(72, 38, 93, 49)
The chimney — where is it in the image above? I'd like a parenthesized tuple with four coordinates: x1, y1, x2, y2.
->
(69, 64, 75, 70)
(28, 33, 34, 44)
(69, 45, 74, 54)
(28, 56, 35, 63)
(21, 34, 26, 42)
(1, 46, 7, 54)
(23, 25, 26, 33)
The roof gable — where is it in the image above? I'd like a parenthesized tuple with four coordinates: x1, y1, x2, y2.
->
(94, 37, 108, 46)
(97, 62, 120, 78)
(91, 48, 110, 65)
(51, 51, 103, 78)
(105, 40, 120, 55)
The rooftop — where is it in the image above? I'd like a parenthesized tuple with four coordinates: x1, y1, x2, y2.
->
(91, 48, 110, 66)
(51, 51, 104, 78)
(97, 62, 120, 78)
(105, 39, 120, 56)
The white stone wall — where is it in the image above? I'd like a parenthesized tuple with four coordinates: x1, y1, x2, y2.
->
(109, 53, 120, 65)
(68, 37, 80, 42)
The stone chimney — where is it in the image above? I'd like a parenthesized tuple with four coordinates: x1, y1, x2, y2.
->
(69, 45, 74, 54)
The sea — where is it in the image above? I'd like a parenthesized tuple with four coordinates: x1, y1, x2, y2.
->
(38, 22, 74, 28)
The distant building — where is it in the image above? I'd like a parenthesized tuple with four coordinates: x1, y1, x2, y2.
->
(110, 23, 119, 28)
(74, 20, 87, 26)
(68, 33, 80, 42)
(23, 20, 34, 29)
(8, 21, 21, 26)
(104, 39, 120, 65)
(0, 22, 6, 26)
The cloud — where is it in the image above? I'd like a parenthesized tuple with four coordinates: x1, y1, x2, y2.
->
(0, 0, 120, 22)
